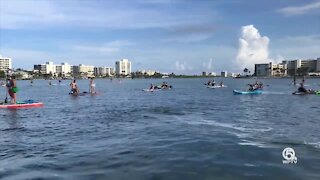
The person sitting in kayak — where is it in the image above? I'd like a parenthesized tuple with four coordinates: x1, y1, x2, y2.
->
(297, 83, 307, 93)
(258, 82, 263, 89)
(89, 78, 96, 94)
(149, 83, 154, 90)
(219, 81, 223, 87)
(212, 79, 216, 86)
(206, 80, 212, 86)
(70, 80, 79, 94)
(6, 76, 18, 104)
(161, 82, 168, 89)
(248, 84, 255, 91)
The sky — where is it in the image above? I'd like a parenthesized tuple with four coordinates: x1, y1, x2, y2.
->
(0, 0, 319, 74)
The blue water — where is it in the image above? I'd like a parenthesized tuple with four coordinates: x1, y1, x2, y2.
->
(0, 78, 320, 180)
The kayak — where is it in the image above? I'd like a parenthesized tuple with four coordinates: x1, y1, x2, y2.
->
(0, 100, 43, 109)
(233, 90, 263, 95)
(292, 91, 320, 95)
(143, 89, 161, 92)
(207, 85, 227, 89)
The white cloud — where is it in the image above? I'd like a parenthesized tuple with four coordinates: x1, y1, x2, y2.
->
(0, 0, 65, 29)
(175, 61, 186, 71)
(202, 58, 213, 71)
(70, 40, 134, 54)
(278, 1, 320, 16)
(0, 0, 217, 30)
(271, 35, 320, 59)
(236, 25, 270, 71)
(71, 46, 119, 53)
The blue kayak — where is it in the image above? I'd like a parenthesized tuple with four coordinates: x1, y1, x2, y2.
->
(233, 90, 263, 95)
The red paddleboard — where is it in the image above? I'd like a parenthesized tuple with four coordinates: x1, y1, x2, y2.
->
(0, 102, 43, 109)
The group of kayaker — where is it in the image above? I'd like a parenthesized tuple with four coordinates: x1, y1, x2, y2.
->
(205, 79, 224, 87)
(149, 82, 172, 90)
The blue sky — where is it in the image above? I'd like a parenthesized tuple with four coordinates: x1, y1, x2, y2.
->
(0, 0, 319, 74)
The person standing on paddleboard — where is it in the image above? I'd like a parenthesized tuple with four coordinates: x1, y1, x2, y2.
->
(6, 76, 18, 104)
(70, 80, 79, 94)
(89, 78, 96, 94)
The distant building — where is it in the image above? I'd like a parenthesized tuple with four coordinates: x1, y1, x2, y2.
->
(45, 61, 56, 74)
(221, 71, 227, 77)
(13, 71, 31, 80)
(254, 58, 320, 77)
(94, 67, 114, 77)
(115, 59, 131, 76)
(208, 72, 216, 76)
(255, 62, 287, 77)
(60, 62, 71, 75)
(34, 64, 46, 74)
(202, 72, 207, 76)
(79, 64, 94, 76)
(228, 73, 236, 77)
(271, 62, 287, 76)
(0, 55, 12, 71)
(71, 65, 79, 76)
(254, 63, 270, 77)
(283, 58, 320, 76)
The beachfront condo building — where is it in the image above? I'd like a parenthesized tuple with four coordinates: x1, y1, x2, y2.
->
(56, 62, 71, 76)
(34, 62, 72, 76)
(115, 59, 132, 76)
(78, 64, 95, 76)
(254, 62, 287, 77)
(221, 71, 227, 77)
(0, 55, 12, 71)
(284, 58, 320, 76)
(94, 67, 114, 77)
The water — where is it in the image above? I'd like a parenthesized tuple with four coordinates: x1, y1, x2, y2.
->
(0, 78, 320, 180)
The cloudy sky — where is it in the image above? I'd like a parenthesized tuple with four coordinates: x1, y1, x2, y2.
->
(0, 0, 319, 74)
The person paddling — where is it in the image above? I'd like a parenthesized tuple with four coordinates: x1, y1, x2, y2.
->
(70, 80, 79, 95)
(6, 76, 18, 104)
(297, 83, 307, 93)
(149, 83, 154, 90)
(89, 78, 96, 94)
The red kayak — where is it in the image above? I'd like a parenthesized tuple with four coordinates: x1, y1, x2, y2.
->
(0, 101, 43, 109)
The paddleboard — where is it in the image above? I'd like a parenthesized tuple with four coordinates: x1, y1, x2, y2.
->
(233, 90, 263, 95)
(69, 91, 88, 96)
(0, 100, 43, 109)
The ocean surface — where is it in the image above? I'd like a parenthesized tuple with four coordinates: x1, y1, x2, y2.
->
(0, 78, 320, 180)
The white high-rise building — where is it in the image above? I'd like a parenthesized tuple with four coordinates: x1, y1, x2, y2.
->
(45, 61, 56, 74)
(56, 62, 71, 75)
(115, 59, 131, 76)
(0, 55, 12, 71)
(94, 67, 114, 77)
